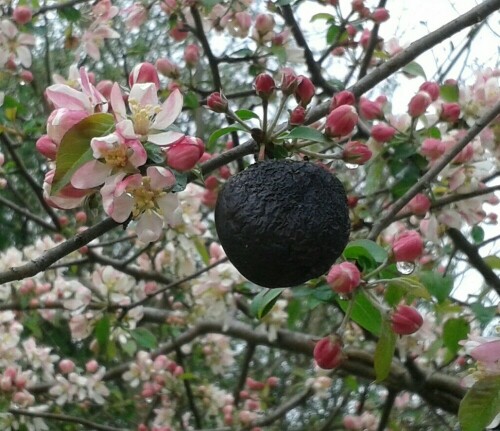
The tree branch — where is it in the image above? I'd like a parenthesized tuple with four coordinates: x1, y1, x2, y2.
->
(9, 408, 127, 431)
(280, 4, 336, 94)
(0, 133, 60, 230)
(368, 100, 500, 240)
(0, 217, 119, 284)
(447, 227, 500, 296)
(306, 0, 500, 123)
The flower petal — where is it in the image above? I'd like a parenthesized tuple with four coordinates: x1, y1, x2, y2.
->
(71, 160, 112, 189)
(136, 211, 163, 243)
(146, 166, 175, 190)
(129, 83, 158, 108)
(471, 340, 500, 364)
(148, 131, 184, 146)
(46, 84, 89, 111)
(111, 84, 127, 122)
(152, 89, 183, 129)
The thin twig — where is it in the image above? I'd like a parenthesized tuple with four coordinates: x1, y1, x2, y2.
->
(368, 100, 500, 240)
(9, 408, 127, 431)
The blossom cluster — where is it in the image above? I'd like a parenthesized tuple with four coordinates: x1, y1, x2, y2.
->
(37, 64, 208, 243)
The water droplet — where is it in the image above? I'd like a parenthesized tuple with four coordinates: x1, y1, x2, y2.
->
(396, 261, 415, 275)
(345, 163, 359, 169)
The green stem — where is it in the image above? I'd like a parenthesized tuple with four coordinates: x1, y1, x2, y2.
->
(268, 94, 290, 137)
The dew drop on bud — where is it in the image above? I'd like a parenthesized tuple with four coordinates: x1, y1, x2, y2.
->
(345, 163, 359, 169)
(396, 261, 415, 275)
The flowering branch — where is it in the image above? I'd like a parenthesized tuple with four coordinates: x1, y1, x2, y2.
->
(306, 0, 500, 124)
(0, 217, 119, 284)
(447, 228, 500, 295)
(8, 408, 126, 431)
(0, 133, 60, 229)
(368, 99, 500, 240)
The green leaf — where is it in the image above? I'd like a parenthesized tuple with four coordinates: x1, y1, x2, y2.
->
(365, 157, 385, 195)
(374, 320, 397, 381)
(94, 315, 111, 354)
(57, 6, 81, 22)
(343, 239, 388, 265)
(194, 237, 210, 265)
(483, 255, 500, 270)
(337, 291, 382, 336)
(459, 376, 500, 431)
(131, 327, 157, 349)
(326, 24, 340, 44)
(184, 91, 199, 109)
(172, 171, 188, 192)
(284, 126, 330, 144)
(250, 288, 285, 319)
(470, 302, 497, 328)
(234, 109, 260, 121)
(386, 276, 431, 306)
(269, 45, 287, 64)
(401, 62, 427, 79)
(207, 125, 246, 151)
(287, 298, 301, 329)
(271, 144, 289, 159)
(51, 113, 114, 195)
(471, 226, 484, 244)
(144, 142, 165, 164)
(311, 13, 335, 22)
(442, 318, 469, 362)
(440, 84, 459, 102)
(419, 271, 454, 303)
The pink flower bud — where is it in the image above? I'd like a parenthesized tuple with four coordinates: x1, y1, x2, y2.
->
(343, 415, 362, 430)
(359, 29, 372, 49)
(351, 0, 365, 13)
(392, 230, 424, 262)
(280, 67, 298, 95)
(0, 375, 12, 391)
(325, 105, 358, 137)
(184, 44, 200, 67)
(59, 359, 75, 374)
(204, 175, 219, 190)
(359, 97, 383, 120)
(36, 135, 58, 160)
(290, 105, 306, 125)
(266, 376, 279, 387)
(330, 90, 355, 112)
(295, 75, 315, 107)
(408, 91, 432, 117)
(13, 391, 33, 407)
(254, 14, 275, 36)
(347, 195, 358, 208)
(326, 261, 361, 295)
(137, 424, 149, 431)
(346, 24, 357, 38)
(254, 73, 276, 99)
(419, 82, 440, 101)
(272, 30, 290, 46)
(370, 8, 390, 23)
(170, 21, 189, 42)
(420, 138, 445, 160)
(156, 58, 180, 79)
(20, 70, 33, 83)
(342, 141, 372, 165)
(165, 136, 205, 171)
(207, 92, 228, 113)
(129, 62, 160, 90)
(313, 336, 343, 369)
(246, 377, 265, 391)
(331, 47, 345, 57)
(14, 374, 27, 390)
(96, 80, 113, 100)
(86, 360, 99, 373)
(371, 122, 396, 142)
(75, 211, 87, 224)
(440, 102, 461, 123)
(407, 194, 431, 216)
(13, 6, 32, 25)
(390, 305, 423, 335)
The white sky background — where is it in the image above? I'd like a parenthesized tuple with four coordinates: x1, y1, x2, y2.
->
(293, 1, 500, 303)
